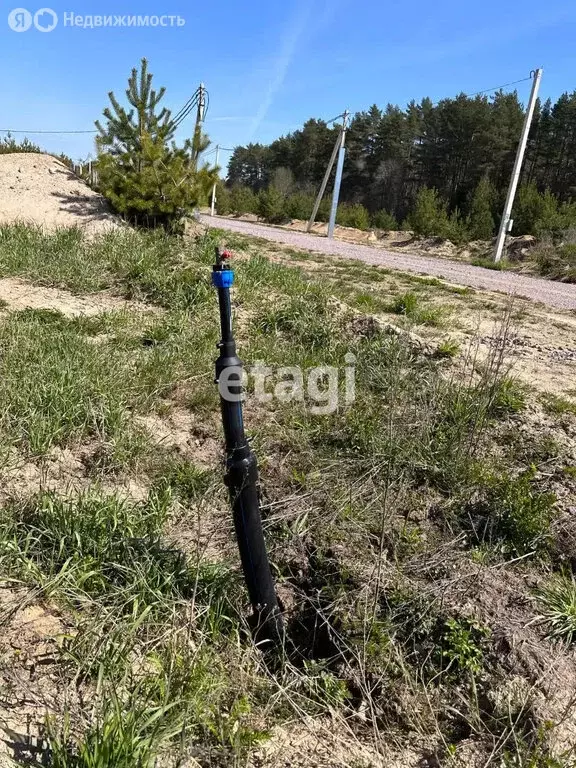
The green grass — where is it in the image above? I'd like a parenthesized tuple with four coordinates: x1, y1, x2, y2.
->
(386, 290, 449, 326)
(537, 574, 576, 644)
(541, 392, 576, 417)
(0, 490, 240, 621)
(0, 302, 220, 463)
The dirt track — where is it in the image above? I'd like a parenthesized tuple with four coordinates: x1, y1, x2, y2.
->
(201, 215, 576, 311)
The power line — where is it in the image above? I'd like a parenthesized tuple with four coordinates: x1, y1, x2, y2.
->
(466, 76, 532, 99)
(0, 128, 97, 134)
(0, 74, 535, 138)
(320, 73, 535, 126)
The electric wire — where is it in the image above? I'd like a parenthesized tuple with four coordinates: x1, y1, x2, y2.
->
(0, 128, 97, 134)
(0, 73, 534, 137)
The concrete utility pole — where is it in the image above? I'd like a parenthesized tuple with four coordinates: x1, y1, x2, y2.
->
(210, 145, 233, 216)
(199, 83, 207, 123)
(211, 145, 220, 216)
(307, 110, 349, 235)
(328, 110, 350, 239)
(493, 68, 543, 262)
(192, 83, 207, 171)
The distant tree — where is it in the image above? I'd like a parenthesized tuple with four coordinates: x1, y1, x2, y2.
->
(0, 133, 41, 154)
(227, 144, 270, 191)
(467, 177, 496, 240)
(337, 203, 370, 230)
(406, 187, 450, 237)
(285, 191, 315, 221)
(270, 167, 294, 196)
(95, 58, 216, 228)
(512, 183, 561, 235)
(215, 182, 232, 215)
(371, 209, 398, 231)
(257, 186, 286, 223)
(229, 185, 258, 215)
(225, 86, 576, 241)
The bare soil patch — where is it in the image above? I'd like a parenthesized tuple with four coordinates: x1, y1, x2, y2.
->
(0, 277, 152, 317)
(0, 154, 121, 235)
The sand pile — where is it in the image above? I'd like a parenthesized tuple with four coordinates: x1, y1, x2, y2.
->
(0, 153, 121, 234)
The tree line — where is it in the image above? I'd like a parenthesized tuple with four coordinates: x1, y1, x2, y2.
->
(223, 89, 576, 240)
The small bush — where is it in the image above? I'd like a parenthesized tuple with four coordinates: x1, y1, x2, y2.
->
(257, 186, 286, 223)
(467, 177, 496, 240)
(406, 187, 450, 238)
(513, 183, 563, 236)
(285, 191, 315, 220)
(440, 617, 489, 675)
(443, 207, 470, 244)
(533, 242, 576, 282)
(229, 185, 258, 216)
(0, 134, 41, 154)
(336, 202, 370, 230)
(215, 183, 232, 215)
(371, 209, 398, 231)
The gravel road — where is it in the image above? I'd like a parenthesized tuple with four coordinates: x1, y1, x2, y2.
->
(201, 215, 576, 312)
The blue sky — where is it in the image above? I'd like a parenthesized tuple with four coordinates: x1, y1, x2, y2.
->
(1, 0, 575, 170)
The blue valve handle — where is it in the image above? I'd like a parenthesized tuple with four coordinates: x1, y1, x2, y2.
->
(212, 269, 235, 288)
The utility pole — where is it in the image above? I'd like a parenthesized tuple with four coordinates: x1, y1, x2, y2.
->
(328, 110, 349, 239)
(210, 146, 234, 217)
(211, 145, 220, 216)
(307, 110, 349, 235)
(192, 82, 207, 170)
(493, 68, 542, 263)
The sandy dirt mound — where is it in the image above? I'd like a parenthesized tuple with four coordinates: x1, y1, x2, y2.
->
(0, 153, 121, 234)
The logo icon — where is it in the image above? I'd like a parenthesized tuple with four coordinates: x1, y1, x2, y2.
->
(34, 7, 57, 31)
(8, 7, 32, 31)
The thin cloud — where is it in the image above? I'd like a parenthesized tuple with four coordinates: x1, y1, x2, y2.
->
(208, 116, 252, 123)
(248, 2, 310, 140)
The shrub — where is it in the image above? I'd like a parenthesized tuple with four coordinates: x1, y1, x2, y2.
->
(440, 617, 489, 675)
(285, 191, 315, 220)
(467, 177, 496, 240)
(533, 241, 576, 282)
(443, 207, 470, 244)
(336, 202, 370, 230)
(0, 134, 42, 154)
(257, 186, 286, 223)
(229, 185, 258, 216)
(371, 209, 398, 231)
(406, 187, 450, 238)
(96, 59, 216, 228)
(512, 183, 562, 236)
(215, 183, 232, 215)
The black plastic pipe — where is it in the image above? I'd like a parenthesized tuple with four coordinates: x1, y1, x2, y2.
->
(212, 247, 283, 644)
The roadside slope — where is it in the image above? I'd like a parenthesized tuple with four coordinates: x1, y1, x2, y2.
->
(201, 215, 576, 311)
(0, 153, 121, 235)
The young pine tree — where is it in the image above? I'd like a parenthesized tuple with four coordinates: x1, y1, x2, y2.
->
(467, 177, 496, 240)
(407, 187, 450, 237)
(95, 58, 216, 229)
(257, 186, 286, 223)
